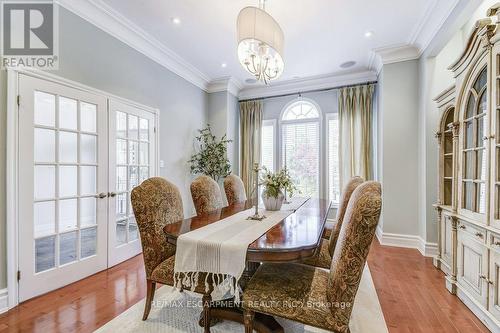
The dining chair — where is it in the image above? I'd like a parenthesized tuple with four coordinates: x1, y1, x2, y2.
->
(191, 175, 224, 215)
(131, 177, 215, 331)
(242, 181, 382, 333)
(303, 176, 364, 269)
(223, 174, 247, 205)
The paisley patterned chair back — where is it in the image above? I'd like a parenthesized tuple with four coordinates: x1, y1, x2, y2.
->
(190, 175, 224, 215)
(223, 174, 247, 205)
(131, 177, 183, 278)
(327, 181, 381, 332)
(327, 176, 364, 257)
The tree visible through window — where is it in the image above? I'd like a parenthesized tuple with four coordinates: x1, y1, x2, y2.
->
(281, 100, 320, 198)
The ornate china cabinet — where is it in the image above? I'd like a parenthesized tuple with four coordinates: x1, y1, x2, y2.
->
(434, 5, 500, 331)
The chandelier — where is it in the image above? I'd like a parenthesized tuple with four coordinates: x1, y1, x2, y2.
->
(237, 0, 284, 84)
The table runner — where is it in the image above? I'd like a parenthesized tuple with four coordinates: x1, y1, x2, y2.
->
(173, 197, 310, 302)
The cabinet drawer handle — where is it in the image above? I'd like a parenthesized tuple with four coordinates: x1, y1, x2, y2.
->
(459, 225, 466, 230)
(480, 275, 494, 284)
(475, 232, 484, 238)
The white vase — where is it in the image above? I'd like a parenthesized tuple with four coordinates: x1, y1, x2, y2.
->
(262, 191, 285, 211)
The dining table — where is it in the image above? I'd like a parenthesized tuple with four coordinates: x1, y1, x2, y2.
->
(163, 197, 331, 333)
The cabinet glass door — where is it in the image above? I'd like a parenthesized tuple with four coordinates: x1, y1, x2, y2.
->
(460, 67, 489, 223)
(493, 87, 500, 225)
(108, 100, 156, 266)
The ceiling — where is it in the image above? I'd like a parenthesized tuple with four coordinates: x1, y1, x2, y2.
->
(71, 0, 460, 91)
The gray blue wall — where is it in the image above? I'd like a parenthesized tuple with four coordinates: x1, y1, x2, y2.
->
(0, 7, 209, 289)
(377, 60, 420, 237)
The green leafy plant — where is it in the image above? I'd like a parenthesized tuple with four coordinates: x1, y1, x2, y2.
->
(260, 166, 298, 198)
(189, 124, 232, 181)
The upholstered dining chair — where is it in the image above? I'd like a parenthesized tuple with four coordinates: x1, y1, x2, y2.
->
(191, 175, 224, 215)
(303, 176, 364, 269)
(131, 177, 215, 331)
(223, 174, 247, 205)
(242, 181, 382, 333)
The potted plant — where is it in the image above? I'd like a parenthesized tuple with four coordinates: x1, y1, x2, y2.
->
(260, 167, 297, 211)
(189, 124, 232, 181)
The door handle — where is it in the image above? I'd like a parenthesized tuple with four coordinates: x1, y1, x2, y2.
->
(109, 192, 117, 198)
(95, 192, 107, 199)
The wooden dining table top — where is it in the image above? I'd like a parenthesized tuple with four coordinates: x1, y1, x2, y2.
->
(163, 197, 331, 263)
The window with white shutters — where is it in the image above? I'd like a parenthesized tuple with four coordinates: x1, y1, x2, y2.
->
(261, 120, 275, 172)
(281, 101, 320, 198)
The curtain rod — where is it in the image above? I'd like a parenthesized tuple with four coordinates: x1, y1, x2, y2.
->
(239, 80, 378, 102)
(240, 81, 378, 102)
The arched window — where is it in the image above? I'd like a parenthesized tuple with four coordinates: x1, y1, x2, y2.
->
(282, 101, 320, 120)
(281, 100, 321, 198)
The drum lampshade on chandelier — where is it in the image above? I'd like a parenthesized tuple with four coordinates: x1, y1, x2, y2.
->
(237, 0, 284, 84)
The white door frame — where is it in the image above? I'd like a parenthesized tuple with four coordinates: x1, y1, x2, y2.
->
(6, 68, 159, 309)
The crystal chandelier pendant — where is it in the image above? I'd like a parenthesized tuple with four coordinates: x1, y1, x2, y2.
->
(237, 2, 284, 84)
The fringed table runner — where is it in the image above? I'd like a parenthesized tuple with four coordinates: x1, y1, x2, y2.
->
(173, 197, 309, 302)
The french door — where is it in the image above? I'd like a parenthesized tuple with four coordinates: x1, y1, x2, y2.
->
(108, 100, 156, 266)
(18, 75, 108, 301)
(17, 74, 156, 301)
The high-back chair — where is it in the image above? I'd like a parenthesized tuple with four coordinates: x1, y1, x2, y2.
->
(223, 174, 247, 205)
(242, 181, 382, 333)
(131, 177, 183, 320)
(303, 176, 364, 269)
(190, 175, 224, 215)
(132, 177, 216, 329)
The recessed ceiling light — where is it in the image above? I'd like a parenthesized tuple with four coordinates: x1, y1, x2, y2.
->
(171, 17, 181, 25)
(364, 31, 374, 38)
(340, 61, 356, 69)
(221, 63, 227, 68)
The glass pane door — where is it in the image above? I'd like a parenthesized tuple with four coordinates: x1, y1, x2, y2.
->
(108, 100, 156, 266)
(18, 75, 108, 302)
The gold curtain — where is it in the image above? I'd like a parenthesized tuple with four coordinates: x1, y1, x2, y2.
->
(239, 100, 263, 196)
(338, 84, 375, 188)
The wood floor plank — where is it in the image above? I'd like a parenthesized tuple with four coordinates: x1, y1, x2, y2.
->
(0, 239, 492, 332)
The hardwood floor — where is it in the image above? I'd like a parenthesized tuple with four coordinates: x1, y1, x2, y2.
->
(0, 239, 490, 332)
(368, 240, 488, 332)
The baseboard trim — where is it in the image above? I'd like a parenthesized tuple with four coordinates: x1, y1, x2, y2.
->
(375, 229, 438, 257)
(0, 289, 8, 314)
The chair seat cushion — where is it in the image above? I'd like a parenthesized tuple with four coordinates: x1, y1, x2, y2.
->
(242, 263, 341, 332)
(302, 239, 331, 269)
(151, 256, 209, 294)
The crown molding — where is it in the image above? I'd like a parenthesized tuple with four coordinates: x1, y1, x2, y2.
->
(238, 70, 377, 100)
(368, 0, 462, 73)
(411, 0, 462, 53)
(370, 44, 420, 74)
(55, 0, 211, 91)
(207, 77, 243, 97)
